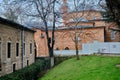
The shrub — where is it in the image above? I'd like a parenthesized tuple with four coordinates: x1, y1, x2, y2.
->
(0, 56, 73, 80)
(54, 56, 73, 65)
(0, 59, 50, 80)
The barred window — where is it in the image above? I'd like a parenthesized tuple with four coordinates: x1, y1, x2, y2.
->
(30, 43, 32, 54)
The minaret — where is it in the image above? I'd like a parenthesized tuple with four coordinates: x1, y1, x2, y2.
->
(62, 0, 68, 26)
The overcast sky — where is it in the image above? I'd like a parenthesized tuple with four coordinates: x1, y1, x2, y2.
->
(0, 0, 106, 27)
(67, 0, 106, 11)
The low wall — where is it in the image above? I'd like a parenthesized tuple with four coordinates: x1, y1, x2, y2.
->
(82, 42, 120, 54)
(54, 50, 82, 56)
(54, 42, 120, 56)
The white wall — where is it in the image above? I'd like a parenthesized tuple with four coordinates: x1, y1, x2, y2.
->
(82, 42, 120, 54)
(54, 50, 82, 56)
(54, 42, 120, 56)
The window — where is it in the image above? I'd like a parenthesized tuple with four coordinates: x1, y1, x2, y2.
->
(0, 42, 1, 71)
(13, 63, 16, 72)
(40, 33, 44, 38)
(7, 42, 11, 58)
(56, 48, 59, 50)
(101, 16, 103, 19)
(65, 47, 69, 50)
(93, 16, 96, 20)
(16, 43, 19, 57)
(30, 43, 32, 54)
(111, 31, 116, 40)
(27, 60, 29, 66)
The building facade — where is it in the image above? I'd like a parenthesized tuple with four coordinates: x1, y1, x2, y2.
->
(34, 26, 105, 57)
(62, 0, 120, 42)
(34, 0, 120, 57)
(0, 17, 35, 76)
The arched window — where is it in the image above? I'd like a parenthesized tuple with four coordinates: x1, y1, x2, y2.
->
(93, 16, 96, 20)
(111, 30, 116, 40)
(40, 33, 44, 38)
(56, 47, 59, 50)
(65, 47, 69, 50)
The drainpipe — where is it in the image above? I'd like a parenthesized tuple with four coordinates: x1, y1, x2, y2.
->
(21, 28, 24, 68)
(34, 41, 37, 62)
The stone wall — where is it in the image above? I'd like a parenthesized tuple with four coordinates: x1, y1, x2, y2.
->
(0, 24, 35, 76)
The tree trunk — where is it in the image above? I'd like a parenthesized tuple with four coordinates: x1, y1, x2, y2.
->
(49, 48, 54, 67)
(75, 40, 79, 60)
(50, 57, 54, 67)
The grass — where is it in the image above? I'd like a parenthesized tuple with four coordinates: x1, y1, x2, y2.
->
(39, 56, 120, 80)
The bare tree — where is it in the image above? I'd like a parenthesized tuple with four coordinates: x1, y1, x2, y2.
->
(18, 0, 60, 67)
(0, 0, 28, 24)
(0, 0, 17, 22)
(62, 0, 97, 60)
(0, 0, 61, 67)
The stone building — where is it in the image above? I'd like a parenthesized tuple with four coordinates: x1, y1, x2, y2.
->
(0, 17, 35, 76)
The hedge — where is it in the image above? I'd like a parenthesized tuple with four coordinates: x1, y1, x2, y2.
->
(0, 59, 50, 80)
(0, 56, 73, 80)
(54, 56, 74, 65)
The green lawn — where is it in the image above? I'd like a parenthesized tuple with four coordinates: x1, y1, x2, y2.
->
(39, 56, 120, 80)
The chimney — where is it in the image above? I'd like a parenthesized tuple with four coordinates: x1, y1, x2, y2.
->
(62, 0, 68, 26)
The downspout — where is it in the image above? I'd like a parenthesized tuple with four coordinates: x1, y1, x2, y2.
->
(21, 27, 24, 68)
(34, 41, 37, 62)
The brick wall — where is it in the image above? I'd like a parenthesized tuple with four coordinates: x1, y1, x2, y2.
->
(34, 3, 120, 57)
(34, 27, 105, 57)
